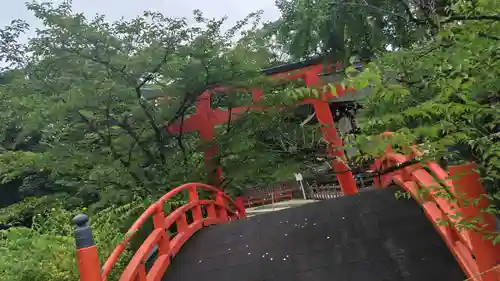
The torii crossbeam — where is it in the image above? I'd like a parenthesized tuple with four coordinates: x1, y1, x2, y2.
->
(167, 60, 359, 195)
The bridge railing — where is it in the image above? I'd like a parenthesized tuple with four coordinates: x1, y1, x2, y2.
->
(307, 182, 343, 200)
(74, 183, 246, 281)
(241, 180, 297, 207)
(373, 137, 499, 281)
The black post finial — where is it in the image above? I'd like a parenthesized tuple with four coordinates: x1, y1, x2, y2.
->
(73, 213, 95, 249)
(73, 213, 89, 227)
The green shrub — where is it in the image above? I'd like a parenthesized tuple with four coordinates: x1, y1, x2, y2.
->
(0, 201, 148, 281)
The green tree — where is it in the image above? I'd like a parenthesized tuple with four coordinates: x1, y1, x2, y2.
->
(0, 1, 276, 223)
(270, 0, 497, 62)
(271, 0, 423, 61)
(0, 2, 335, 279)
(345, 0, 499, 242)
(0, 1, 326, 226)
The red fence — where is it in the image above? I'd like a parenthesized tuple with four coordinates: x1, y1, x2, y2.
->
(241, 172, 374, 206)
(307, 182, 343, 200)
(372, 141, 500, 281)
(242, 180, 296, 207)
(74, 183, 246, 281)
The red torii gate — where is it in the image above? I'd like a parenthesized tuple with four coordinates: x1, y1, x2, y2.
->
(168, 61, 359, 195)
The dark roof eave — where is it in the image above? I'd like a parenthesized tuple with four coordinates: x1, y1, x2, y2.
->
(260, 55, 330, 76)
(144, 55, 340, 99)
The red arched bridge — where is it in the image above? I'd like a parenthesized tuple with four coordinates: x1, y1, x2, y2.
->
(73, 59, 499, 281)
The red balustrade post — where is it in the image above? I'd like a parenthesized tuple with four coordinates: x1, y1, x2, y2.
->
(136, 264, 147, 281)
(234, 196, 247, 218)
(152, 205, 171, 256)
(206, 203, 217, 219)
(449, 163, 500, 280)
(176, 213, 189, 233)
(73, 214, 103, 281)
(215, 191, 229, 221)
(188, 186, 203, 222)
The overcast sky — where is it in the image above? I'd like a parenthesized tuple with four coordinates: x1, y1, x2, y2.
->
(1, 0, 280, 35)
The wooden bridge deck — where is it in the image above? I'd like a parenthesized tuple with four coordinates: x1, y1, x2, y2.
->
(163, 187, 465, 281)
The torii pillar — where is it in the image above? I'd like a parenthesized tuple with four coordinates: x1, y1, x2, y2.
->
(168, 63, 358, 195)
(302, 70, 358, 195)
(168, 88, 263, 188)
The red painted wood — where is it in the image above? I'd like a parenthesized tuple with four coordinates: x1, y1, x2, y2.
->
(76, 129, 495, 281)
(167, 63, 359, 194)
(207, 203, 217, 219)
(215, 192, 230, 221)
(76, 246, 103, 281)
(303, 70, 357, 195)
(92, 183, 245, 281)
(372, 133, 499, 281)
(169, 220, 204, 256)
(449, 164, 500, 281)
(136, 263, 147, 281)
(234, 197, 246, 218)
(188, 186, 203, 222)
(147, 254, 170, 281)
(243, 188, 293, 208)
(119, 229, 164, 281)
(164, 200, 203, 228)
(152, 208, 170, 256)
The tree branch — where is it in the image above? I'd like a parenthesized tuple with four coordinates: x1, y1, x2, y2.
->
(220, 155, 251, 188)
(175, 112, 190, 175)
(478, 33, 500, 41)
(127, 126, 147, 165)
(134, 48, 172, 164)
(78, 112, 143, 184)
(442, 14, 500, 24)
(70, 40, 171, 165)
(114, 118, 158, 164)
(66, 46, 131, 82)
(395, 0, 428, 25)
(331, 1, 421, 23)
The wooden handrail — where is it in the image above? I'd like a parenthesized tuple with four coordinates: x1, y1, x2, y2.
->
(75, 183, 246, 281)
(373, 133, 499, 281)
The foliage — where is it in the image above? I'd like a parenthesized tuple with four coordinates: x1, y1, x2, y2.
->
(0, 200, 147, 281)
(271, 0, 446, 61)
(1, 0, 499, 280)
(344, 0, 499, 241)
(0, 1, 293, 224)
(215, 106, 327, 191)
(0, 3, 346, 278)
